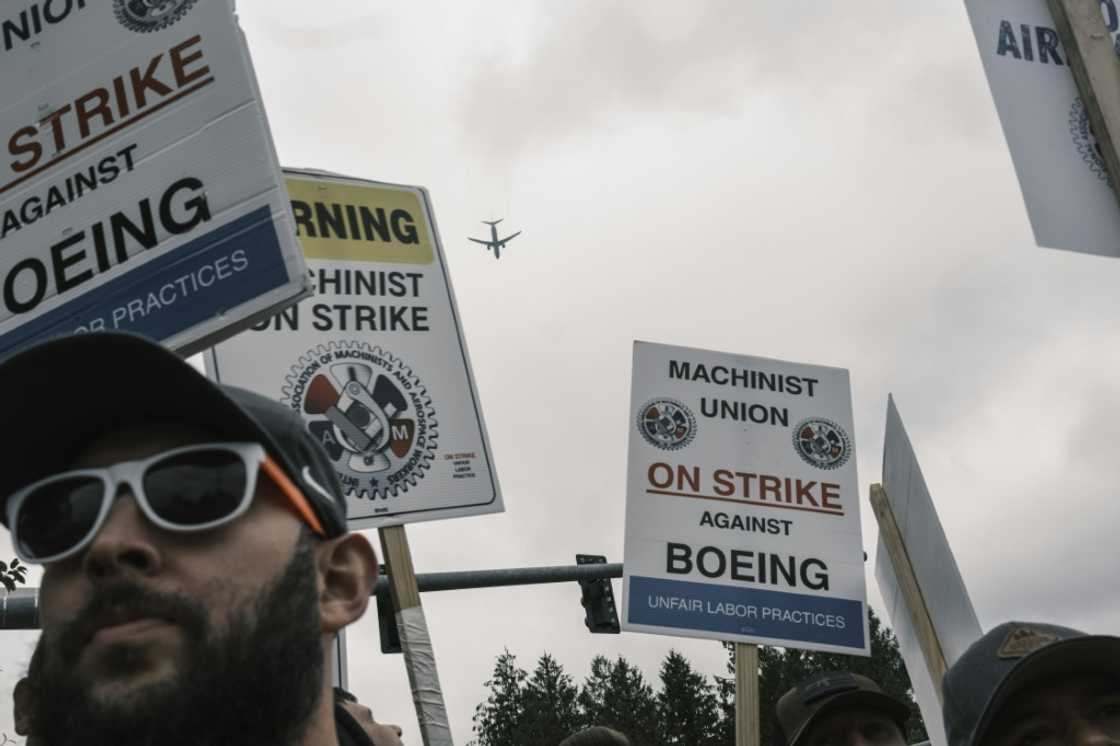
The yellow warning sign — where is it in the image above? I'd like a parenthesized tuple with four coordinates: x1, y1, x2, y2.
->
(285, 176, 434, 265)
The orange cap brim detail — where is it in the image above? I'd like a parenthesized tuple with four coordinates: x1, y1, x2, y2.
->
(261, 456, 327, 537)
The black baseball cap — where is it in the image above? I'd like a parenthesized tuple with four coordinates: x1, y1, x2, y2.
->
(776, 671, 910, 746)
(0, 332, 348, 538)
(942, 621, 1120, 746)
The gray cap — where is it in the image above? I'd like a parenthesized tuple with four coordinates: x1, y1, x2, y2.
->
(776, 671, 910, 746)
(0, 332, 349, 538)
(942, 621, 1120, 746)
(559, 727, 632, 746)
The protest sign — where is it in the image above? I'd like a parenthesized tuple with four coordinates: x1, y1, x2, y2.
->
(874, 395, 983, 746)
(207, 170, 501, 529)
(0, 0, 308, 356)
(964, 0, 1120, 256)
(622, 341, 869, 654)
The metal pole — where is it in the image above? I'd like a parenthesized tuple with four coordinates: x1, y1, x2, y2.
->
(377, 562, 624, 594)
(0, 590, 37, 630)
(0, 563, 626, 630)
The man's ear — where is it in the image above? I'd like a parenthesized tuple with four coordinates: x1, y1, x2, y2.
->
(13, 678, 31, 736)
(316, 533, 378, 634)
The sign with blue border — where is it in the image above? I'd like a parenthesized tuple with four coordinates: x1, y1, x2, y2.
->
(0, 206, 287, 357)
(628, 576, 865, 649)
(621, 341, 870, 654)
(0, 0, 309, 357)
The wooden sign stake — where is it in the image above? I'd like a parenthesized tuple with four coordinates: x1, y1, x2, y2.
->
(735, 643, 761, 746)
(869, 483, 947, 698)
(379, 525, 454, 746)
(1049, 0, 1120, 208)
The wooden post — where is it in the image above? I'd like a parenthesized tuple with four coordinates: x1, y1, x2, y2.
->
(735, 643, 760, 746)
(379, 525, 454, 746)
(332, 628, 348, 690)
(869, 484, 948, 698)
(1049, 0, 1120, 208)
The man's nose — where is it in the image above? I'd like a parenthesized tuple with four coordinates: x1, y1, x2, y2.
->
(82, 492, 162, 579)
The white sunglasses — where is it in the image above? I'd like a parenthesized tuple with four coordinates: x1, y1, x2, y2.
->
(7, 442, 323, 564)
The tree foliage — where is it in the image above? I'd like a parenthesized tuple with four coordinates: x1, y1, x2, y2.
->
(470, 610, 925, 746)
(721, 608, 927, 745)
(471, 649, 526, 746)
(520, 653, 582, 745)
(0, 559, 27, 593)
(658, 650, 720, 746)
(582, 656, 660, 746)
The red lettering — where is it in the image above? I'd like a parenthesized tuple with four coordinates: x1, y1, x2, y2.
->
(74, 88, 113, 138)
(712, 469, 735, 497)
(759, 476, 782, 501)
(734, 471, 756, 498)
(8, 127, 41, 173)
(40, 104, 72, 154)
(170, 35, 209, 86)
(795, 479, 819, 507)
(648, 462, 673, 489)
(129, 55, 173, 107)
(820, 483, 841, 510)
(112, 75, 131, 118)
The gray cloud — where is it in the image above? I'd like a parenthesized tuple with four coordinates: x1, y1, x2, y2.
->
(3, 3, 1119, 745)
(457, 2, 994, 158)
(259, 18, 385, 50)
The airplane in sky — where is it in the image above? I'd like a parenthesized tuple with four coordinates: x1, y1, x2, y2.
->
(469, 219, 521, 259)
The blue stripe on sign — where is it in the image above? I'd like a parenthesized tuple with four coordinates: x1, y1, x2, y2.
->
(0, 206, 289, 357)
(628, 575, 865, 649)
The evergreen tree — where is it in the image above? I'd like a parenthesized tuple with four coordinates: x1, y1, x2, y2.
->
(578, 655, 614, 728)
(469, 625, 920, 746)
(518, 653, 582, 745)
(658, 650, 720, 746)
(713, 674, 736, 745)
(470, 649, 527, 746)
(579, 656, 662, 746)
(717, 609, 927, 745)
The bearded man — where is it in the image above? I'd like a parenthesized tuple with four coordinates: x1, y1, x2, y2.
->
(0, 332, 379, 746)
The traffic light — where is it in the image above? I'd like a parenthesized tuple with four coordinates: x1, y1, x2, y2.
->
(576, 554, 620, 634)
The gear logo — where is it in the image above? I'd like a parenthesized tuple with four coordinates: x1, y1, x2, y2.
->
(114, 0, 198, 33)
(793, 418, 851, 470)
(1070, 97, 1113, 188)
(637, 398, 696, 451)
(282, 341, 438, 500)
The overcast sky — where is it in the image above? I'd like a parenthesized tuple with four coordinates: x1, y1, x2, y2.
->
(3, 2, 1120, 744)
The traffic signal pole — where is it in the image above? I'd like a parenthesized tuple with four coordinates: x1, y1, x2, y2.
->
(0, 560, 627, 632)
(375, 558, 622, 654)
(379, 559, 624, 594)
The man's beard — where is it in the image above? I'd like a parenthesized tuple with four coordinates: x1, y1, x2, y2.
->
(31, 533, 325, 746)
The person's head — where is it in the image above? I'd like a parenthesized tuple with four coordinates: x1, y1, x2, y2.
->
(334, 687, 405, 746)
(0, 333, 378, 746)
(775, 672, 910, 746)
(943, 621, 1120, 746)
(558, 726, 632, 746)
